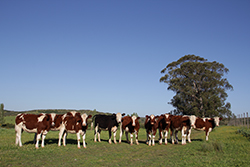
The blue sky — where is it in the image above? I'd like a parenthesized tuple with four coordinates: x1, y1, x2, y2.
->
(1, 0, 250, 116)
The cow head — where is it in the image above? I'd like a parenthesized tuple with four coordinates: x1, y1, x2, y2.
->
(149, 114, 156, 125)
(115, 112, 125, 123)
(81, 113, 92, 126)
(213, 116, 222, 126)
(49, 113, 57, 127)
(164, 114, 171, 124)
(189, 115, 197, 128)
(131, 115, 140, 126)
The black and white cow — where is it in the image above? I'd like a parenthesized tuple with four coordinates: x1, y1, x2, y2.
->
(92, 113, 125, 144)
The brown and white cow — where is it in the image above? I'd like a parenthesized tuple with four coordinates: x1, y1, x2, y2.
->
(33, 113, 65, 144)
(157, 113, 172, 145)
(119, 115, 140, 145)
(144, 114, 158, 146)
(170, 115, 196, 145)
(187, 116, 222, 142)
(15, 113, 52, 149)
(58, 111, 92, 148)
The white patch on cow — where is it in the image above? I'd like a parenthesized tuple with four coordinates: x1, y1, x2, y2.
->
(164, 114, 169, 119)
(213, 117, 221, 126)
(125, 127, 129, 132)
(131, 115, 137, 126)
(111, 126, 117, 133)
(70, 111, 77, 117)
(38, 114, 46, 122)
(81, 113, 88, 126)
(189, 115, 197, 128)
(150, 114, 155, 120)
(116, 113, 122, 123)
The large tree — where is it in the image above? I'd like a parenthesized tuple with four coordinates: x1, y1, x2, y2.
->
(160, 55, 233, 117)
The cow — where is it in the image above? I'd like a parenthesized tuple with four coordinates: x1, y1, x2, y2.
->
(144, 114, 158, 146)
(119, 115, 140, 145)
(15, 113, 52, 149)
(33, 113, 65, 144)
(170, 115, 196, 145)
(92, 112, 125, 144)
(58, 111, 92, 148)
(187, 116, 222, 142)
(157, 113, 172, 145)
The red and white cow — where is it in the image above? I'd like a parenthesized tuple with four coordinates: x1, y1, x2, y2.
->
(58, 111, 92, 148)
(33, 113, 65, 144)
(119, 115, 140, 145)
(170, 115, 195, 145)
(157, 113, 172, 145)
(144, 114, 158, 146)
(187, 116, 222, 142)
(15, 113, 52, 149)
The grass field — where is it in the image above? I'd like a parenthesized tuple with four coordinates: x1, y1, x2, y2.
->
(0, 117, 250, 167)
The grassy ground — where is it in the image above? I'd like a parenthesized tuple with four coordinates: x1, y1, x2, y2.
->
(0, 120, 249, 166)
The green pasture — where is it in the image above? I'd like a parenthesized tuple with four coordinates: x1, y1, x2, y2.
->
(0, 117, 249, 167)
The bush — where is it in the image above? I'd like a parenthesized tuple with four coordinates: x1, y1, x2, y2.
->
(236, 127, 250, 139)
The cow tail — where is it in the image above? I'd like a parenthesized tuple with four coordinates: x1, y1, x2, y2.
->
(91, 115, 96, 131)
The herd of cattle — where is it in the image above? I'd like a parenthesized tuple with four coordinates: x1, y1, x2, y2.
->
(15, 111, 222, 149)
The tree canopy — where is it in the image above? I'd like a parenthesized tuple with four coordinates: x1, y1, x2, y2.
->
(160, 55, 233, 117)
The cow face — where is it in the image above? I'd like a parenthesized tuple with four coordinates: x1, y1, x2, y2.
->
(189, 115, 197, 128)
(115, 113, 125, 123)
(150, 114, 156, 125)
(49, 113, 57, 127)
(81, 114, 92, 126)
(164, 114, 171, 124)
(213, 117, 222, 126)
(131, 115, 140, 126)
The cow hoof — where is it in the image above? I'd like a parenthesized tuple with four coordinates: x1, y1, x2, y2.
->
(78, 147, 81, 149)
(165, 143, 168, 145)
(159, 143, 162, 145)
(84, 147, 86, 149)
(152, 144, 155, 146)
(35, 147, 39, 149)
(130, 143, 133, 146)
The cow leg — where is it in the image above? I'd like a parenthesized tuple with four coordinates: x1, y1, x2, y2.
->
(77, 132, 81, 148)
(159, 130, 163, 145)
(174, 131, 178, 144)
(41, 131, 47, 148)
(33, 133, 37, 144)
(164, 130, 168, 145)
(152, 135, 155, 146)
(97, 130, 101, 142)
(125, 131, 129, 143)
(35, 133, 41, 149)
(108, 130, 112, 144)
(187, 128, 192, 143)
(15, 125, 22, 147)
(113, 131, 117, 144)
(82, 131, 86, 148)
(171, 130, 175, 144)
(119, 123, 123, 143)
(94, 125, 98, 142)
(63, 131, 68, 146)
(58, 127, 65, 146)
(130, 133, 133, 145)
(181, 128, 187, 145)
(148, 134, 152, 146)
(206, 128, 212, 141)
(135, 131, 139, 145)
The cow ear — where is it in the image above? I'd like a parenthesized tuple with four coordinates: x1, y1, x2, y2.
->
(145, 115, 149, 118)
(88, 115, 92, 119)
(122, 113, 125, 116)
(137, 117, 140, 120)
(219, 117, 222, 120)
